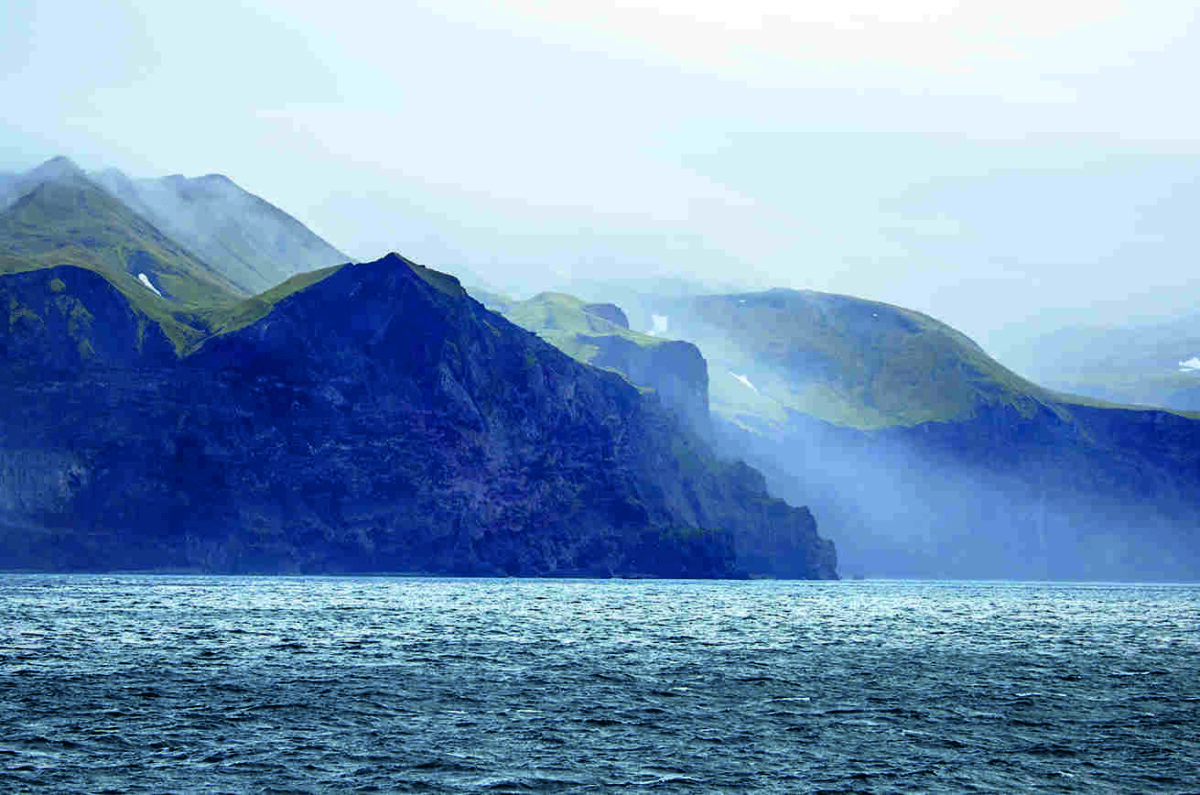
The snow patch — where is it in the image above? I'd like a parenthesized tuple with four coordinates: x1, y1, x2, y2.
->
(1179, 357, 1200, 373)
(730, 371, 759, 393)
(648, 314, 669, 336)
(138, 273, 163, 298)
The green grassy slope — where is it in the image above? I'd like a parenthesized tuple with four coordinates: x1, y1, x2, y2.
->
(93, 169, 349, 295)
(0, 169, 248, 350)
(199, 264, 348, 336)
(498, 292, 666, 367)
(675, 288, 1178, 430)
(1, 257, 350, 362)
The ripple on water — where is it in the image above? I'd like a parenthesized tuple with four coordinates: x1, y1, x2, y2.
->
(0, 577, 1198, 793)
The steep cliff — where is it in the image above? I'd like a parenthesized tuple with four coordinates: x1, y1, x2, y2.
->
(648, 287, 1200, 580)
(489, 292, 711, 437)
(0, 256, 835, 578)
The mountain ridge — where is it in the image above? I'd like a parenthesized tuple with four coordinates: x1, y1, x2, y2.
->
(4, 153, 1193, 580)
(0, 156, 353, 350)
(0, 254, 836, 578)
(0, 163, 246, 348)
(498, 280, 1200, 579)
(92, 166, 348, 295)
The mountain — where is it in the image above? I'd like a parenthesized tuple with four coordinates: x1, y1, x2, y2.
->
(92, 168, 348, 295)
(992, 315, 1200, 412)
(513, 284, 1200, 580)
(682, 290, 1200, 580)
(481, 291, 711, 437)
(662, 288, 1064, 431)
(0, 157, 247, 349)
(0, 254, 836, 578)
(0, 156, 85, 209)
(1, 156, 353, 351)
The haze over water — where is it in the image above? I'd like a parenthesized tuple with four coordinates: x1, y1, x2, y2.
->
(2, 575, 1197, 792)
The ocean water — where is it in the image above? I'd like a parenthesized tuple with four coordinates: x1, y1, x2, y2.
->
(1, 577, 1197, 793)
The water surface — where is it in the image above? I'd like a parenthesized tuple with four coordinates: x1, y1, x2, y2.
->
(1, 577, 1197, 792)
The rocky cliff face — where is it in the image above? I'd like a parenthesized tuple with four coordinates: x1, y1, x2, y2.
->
(714, 403, 1200, 580)
(581, 302, 629, 329)
(0, 256, 836, 578)
(604, 285, 1200, 580)
(582, 335, 711, 439)
(1, 266, 175, 376)
(490, 292, 711, 438)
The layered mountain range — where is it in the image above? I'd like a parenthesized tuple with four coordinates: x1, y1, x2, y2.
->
(497, 285, 1200, 580)
(0, 158, 835, 578)
(994, 315, 1200, 412)
(4, 153, 1197, 581)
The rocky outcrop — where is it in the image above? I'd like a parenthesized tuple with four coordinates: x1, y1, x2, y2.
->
(627, 285, 1200, 581)
(0, 256, 836, 578)
(493, 293, 711, 438)
(583, 334, 711, 438)
(1, 266, 175, 376)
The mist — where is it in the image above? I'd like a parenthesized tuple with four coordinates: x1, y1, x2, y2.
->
(4, 0, 1200, 353)
(90, 169, 347, 295)
(4, 0, 1199, 581)
(712, 409, 1200, 582)
(988, 311, 1200, 411)
(542, 281, 1200, 581)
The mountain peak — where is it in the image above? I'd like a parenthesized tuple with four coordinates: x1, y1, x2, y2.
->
(27, 155, 86, 184)
(86, 167, 348, 295)
(378, 251, 417, 268)
(363, 252, 465, 298)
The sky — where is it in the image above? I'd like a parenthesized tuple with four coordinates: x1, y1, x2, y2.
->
(2, 0, 1198, 349)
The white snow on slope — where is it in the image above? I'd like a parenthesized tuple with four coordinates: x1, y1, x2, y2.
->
(648, 314, 669, 336)
(730, 371, 759, 393)
(138, 273, 163, 298)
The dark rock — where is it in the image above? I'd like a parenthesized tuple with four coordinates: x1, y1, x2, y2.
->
(582, 335, 711, 439)
(0, 255, 836, 578)
(0, 266, 175, 377)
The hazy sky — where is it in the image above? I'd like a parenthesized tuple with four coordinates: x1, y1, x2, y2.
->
(2, 0, 1198, 346)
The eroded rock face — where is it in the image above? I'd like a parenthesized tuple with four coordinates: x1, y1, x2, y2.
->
(714, 400, 1200, 581)
(583, 335, 711, 440)
(491, 293, 710, 439)
(0, 255, 836, 578)
(0, 266, 175, 376)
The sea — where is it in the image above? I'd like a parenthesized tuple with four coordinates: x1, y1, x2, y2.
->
(1, 576, 1197, 794)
